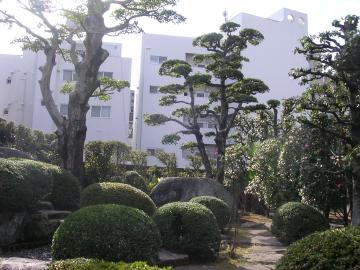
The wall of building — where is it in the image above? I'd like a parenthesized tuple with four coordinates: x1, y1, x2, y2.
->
(0, 42, 132, 145)
(133, 8, 309, 168)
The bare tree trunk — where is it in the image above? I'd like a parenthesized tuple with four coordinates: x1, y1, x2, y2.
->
(215, 135, 226, 184)
(195, 132, 213, 178)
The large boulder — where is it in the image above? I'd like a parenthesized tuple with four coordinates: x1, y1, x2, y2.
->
(0, 212, 27, 247)
(0, 147, 33, 159)
(150, 177, 233, 207)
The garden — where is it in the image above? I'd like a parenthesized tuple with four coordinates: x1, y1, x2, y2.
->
(0, 1, 360, 270)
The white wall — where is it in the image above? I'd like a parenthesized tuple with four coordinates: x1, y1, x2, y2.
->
(133, 8, 309, 168)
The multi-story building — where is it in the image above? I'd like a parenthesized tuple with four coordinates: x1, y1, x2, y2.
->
(0, 43, 132, 144)
(132, 8, 309, 168)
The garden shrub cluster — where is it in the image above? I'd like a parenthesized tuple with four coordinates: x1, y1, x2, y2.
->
(153, 202, 221, 260)
(0, 158, 53, 212)
(276, 227, 360, 270)
(48, 259, 172, 270)
(46, 167, 80, 210)
(80, 182, 156, 215)
(271, 202, 329, 244)
(190, 196, 231, 229)
(124, 171, 148, 193)
(52, 204, 161, 263)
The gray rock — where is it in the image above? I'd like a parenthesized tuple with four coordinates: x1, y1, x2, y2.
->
(0, 257, 48, 270)
(0, 147, 33, 160)
(0, 212, 27, 247)
(150, 177, 233, 207)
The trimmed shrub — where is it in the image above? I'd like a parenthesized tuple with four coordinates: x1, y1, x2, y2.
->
(271, 202, 329, 244)
(0, 158, 53, 212)
(80, 182, 156, 215)
(47, 167, 80, 210)
(190, 196, 231, 229)
(52, 204, 161, 262)
(124, 171, 148, 193)
(153, 202, 221, 260)
(49, 259, 172, 270)
(276, 227, 360, 270)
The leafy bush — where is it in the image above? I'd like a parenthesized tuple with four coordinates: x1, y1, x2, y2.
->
(190, 196, 231, 229)
(80, 182, 156, 215)
(0, 158, 53, 212)
(46, 167, 80, 210)
(49, 258, 172, 270)
(271, 202, 329, 244)
(153, 202, 221, 260)
(123, 171, 148, 193)
(276, 227, 360, 270)
(52, 204, 161, 262)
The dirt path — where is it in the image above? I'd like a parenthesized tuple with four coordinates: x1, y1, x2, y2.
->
(175, 214, 286, 270)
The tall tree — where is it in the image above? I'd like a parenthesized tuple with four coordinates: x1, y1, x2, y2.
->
(0, 0, 184, 184)
(291, 15, 360, 225)
(193, 22, 268, 183)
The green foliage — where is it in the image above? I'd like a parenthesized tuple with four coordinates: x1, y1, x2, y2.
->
(52, 204, 161, 263)
(153, 202, 221, 260)
(46, 167, 80, 210)
(271, 202, 329, 244)
(276, 227, 360, 270)
(189, 196, 231, 229)
(49, 258, 172, 270)
(84, 141, 130, 184)
(80, 182, 156, 216)
(247, 139, 299, 210)
(0, 158, 53, 212)
(0, 120, 60, 164)
(122, 171, 148, 193)
(155, 151, 177, 177)
(128, 150, 148, 177)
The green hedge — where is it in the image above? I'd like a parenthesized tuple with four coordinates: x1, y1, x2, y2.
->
(276, 228, 360, 270)
(153, 202, 221, 260)
(190, 196, 231, 229)
(271, 202, 329, 244)
(48, 259, 172, 270)
(46, 167, 80, 210)
(52, 204, 161, 263)
(80, 182, 156, 215)
(124, 171, 148, 193)
(0, 158, 53, 212)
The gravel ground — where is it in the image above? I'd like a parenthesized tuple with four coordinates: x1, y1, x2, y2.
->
(1, 245, 52, 261)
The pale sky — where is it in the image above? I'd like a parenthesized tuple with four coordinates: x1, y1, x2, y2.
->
(0, 0, 359, 87)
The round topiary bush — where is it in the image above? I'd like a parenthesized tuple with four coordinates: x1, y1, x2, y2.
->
(52, 204, 161, 262)
(0, 158, 53, 212)
(271, 202, 329, 244)
(153, 202, 221, 260)
(190, 196, 231, 229)
(124, 171, 148, 193)
(47, 167, 80, 210)
(276, 227, 360, 270)
(80, 182, 156, 215)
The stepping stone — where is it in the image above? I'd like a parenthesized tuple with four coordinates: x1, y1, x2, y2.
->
(158, 249, 189, 267)
(247, 229, 272, 236)
(240, 222, 259, 228)
(239, 264, 275, 270)
(247, 236, 283, 247)
(244, 251, 283, 265)
(0, 257, 48, 270)
(38, 210, 71, 220)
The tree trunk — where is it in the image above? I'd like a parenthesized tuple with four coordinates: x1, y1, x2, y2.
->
(195, 132, 213, 178)
(215, 135, 226, 184)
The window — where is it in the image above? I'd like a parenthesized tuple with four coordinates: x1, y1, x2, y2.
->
(198, 122, 204, 128)
(196, 92, 205, 98)
(150, 55, 167, 64)
(150, 86, 160, 94)
(184, 92, 188, 96)
(185, 53, 209, 68)
(91, 106, 111, 118)
(60, 104, 68, 117)
(3, 108, 9, 115)
(63, 70, 77, 81)
(98, 71, 113, 78)
(147, 148, 162, 156)
(208, 123, 216, 129)
(6, 77, 11, 84)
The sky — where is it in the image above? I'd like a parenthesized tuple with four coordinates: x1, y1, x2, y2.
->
(0, 0, 359, 87)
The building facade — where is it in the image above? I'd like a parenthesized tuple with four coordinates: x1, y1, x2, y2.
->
(0, 43, 132, 144)
(132, 8, 309, 168)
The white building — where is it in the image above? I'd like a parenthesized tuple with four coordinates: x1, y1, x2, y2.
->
(0, 43, 132, 144)
(133, 8, 309, 168)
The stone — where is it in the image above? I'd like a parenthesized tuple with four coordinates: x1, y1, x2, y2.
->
(158, 249, 189, 267)
(150, 177, 233, 207)
(0, 147, 33, 159)
(0, 212, 27, 247)
(35, 201, 54, 211)
(0, 257, 48, 270)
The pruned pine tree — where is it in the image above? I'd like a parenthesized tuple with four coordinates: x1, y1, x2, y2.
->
(0, 0, 184, 184)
